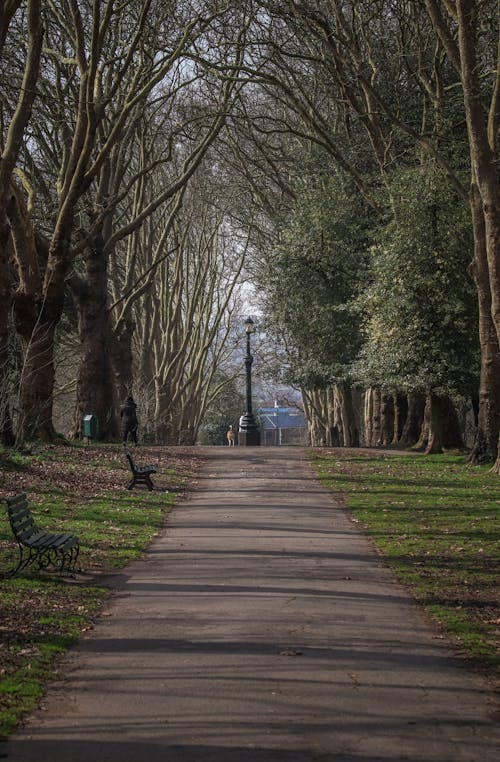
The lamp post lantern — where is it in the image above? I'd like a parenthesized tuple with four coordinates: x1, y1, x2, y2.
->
(238, 317, 260, 446)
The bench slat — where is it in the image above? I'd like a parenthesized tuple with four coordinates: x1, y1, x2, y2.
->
(6, 493, 29, 509)
(10, 515, 38, 535)
(16, 528, 50, 544)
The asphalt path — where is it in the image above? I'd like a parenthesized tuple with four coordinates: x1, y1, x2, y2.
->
(3, 447, 499, 761)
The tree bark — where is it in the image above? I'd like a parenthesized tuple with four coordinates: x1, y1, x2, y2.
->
(425, 393, 444, 454)
(14, 208, 76, 441)
(109, 321, 136, 409)
(14, 305, 59, 441)
(302, 388, 328, 446)
(0, 224, 15, 445)
(425, 393, 464, 454)
(363, 388, 374, 447)
(401, 394, 425, 447)
(468, 185, 500, 464)
(393, 394, 408, 445)
(372, 387, 382, 446)
(380, 392, 395, 447)
(70, 238, 118, 440)
(335, 382, 359, 446)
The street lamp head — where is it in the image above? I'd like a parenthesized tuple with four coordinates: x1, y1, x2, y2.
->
(244, 316, 255, 334)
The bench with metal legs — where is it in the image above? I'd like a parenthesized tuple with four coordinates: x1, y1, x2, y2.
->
(5, 493, 79, 577)
(124, 450, 156, 491)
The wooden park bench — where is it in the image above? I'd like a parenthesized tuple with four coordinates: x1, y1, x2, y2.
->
(124, 450, 156, 491)
(5, 493, 79, 577)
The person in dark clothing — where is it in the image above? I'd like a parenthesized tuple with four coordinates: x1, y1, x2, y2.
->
(120, 396, 138, 445)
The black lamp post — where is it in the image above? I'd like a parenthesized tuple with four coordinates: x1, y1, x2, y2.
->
(238, 317, 260, 446)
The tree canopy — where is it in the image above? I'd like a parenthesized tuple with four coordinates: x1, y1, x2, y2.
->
(0, 0, 499, 468)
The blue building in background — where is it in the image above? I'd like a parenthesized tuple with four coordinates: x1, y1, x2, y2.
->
(256, 400, 308, 446)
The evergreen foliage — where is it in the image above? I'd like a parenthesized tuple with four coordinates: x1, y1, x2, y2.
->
(354, 166, 479, 397)
(258, 157, 374, 389)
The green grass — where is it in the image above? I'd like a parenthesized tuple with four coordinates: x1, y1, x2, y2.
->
(0, 443, 199, 738)
(309, 451, 499, 672)
(0, 577, 107, 737)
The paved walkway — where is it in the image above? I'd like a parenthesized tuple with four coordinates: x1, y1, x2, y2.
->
(3, 447, 499, 761)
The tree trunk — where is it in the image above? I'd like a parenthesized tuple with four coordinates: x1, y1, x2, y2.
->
(302, 388, 328, 446)
(10, 193, 76, 441)
(364, 388, 374, 447)
(332, 386, 344, 445)
(0, 218, 15, 445)
(154, 379, 174, 444)
(380, 392, 395, 447)
(468, 185, 500, 464)
(326, 385, 336, 446)
(401, 394, 425, 446)
(455, 1, 500, 470)
(372, 387, 382, 446)
(335, 382, 359, 446)
(15, 307, 59, 441)
(425, 393, 444, 454)
(109, 321, 135, 408)
(393, 394, 408, 446)
(415, 394, 431, 451)
(70, 243, 118, 440)
(0, 0, 43, 444)
(441, 397, 464, 450)
(425, 393, 463, 454)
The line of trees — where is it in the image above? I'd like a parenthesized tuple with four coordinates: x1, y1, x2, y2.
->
(1, 2, 499, 470)
(0, 1, 254, 445)
(212, 0, 500, 470)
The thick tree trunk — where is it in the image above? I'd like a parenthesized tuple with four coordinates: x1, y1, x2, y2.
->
(154, 380, 174, 444)
(372, 387, 382, 446)
(425, 393, 444, 454)
(109, 321, 135, 407)
(380, 392, 395, 447)
(425, 393, 464, 454)
(401, 394, 425, 446)
(0, 218, 15, 445)
(10, 191, 77, 441)
(15, 310, 59, 441)
(393, 394, 408, 446)
(441, 397, 464, 450)
(415, 394, 431, 451)
(335, 382, 359, 446)
(302, 388, 328, 447)
(332, 387, 343, 445)
(70, 246, 118, 440)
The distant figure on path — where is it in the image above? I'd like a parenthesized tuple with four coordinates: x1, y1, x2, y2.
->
(121, 395, 138, 445)
(227, 425, 235, 446)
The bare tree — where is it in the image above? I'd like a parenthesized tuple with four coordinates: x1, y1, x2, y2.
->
(0, 0, 42, 443)
(122, 165, 249, 443)
(8, 0, 246, 441)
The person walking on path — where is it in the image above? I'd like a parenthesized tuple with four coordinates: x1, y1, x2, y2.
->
(226, 425, 235, 446)
(120, 395, 138, 445)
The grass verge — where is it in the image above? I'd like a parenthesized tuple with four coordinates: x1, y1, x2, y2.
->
(0, 443, 203, 738)
(309, 449, 499, 675)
